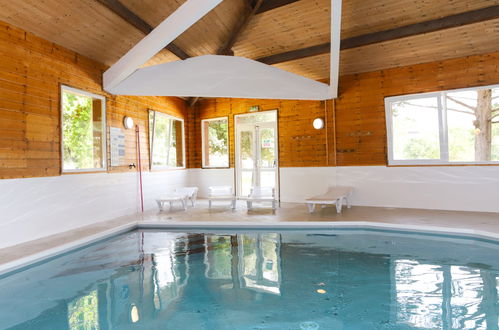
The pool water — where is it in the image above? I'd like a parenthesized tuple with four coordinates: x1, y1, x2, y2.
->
(0, 229, 498, 330)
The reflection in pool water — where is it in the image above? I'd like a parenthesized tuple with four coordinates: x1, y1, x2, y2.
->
(0, 230, 497, 329)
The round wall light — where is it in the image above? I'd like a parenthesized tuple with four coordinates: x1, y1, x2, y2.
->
(313, 118, 325, 130)
(123, 116, 134, 129)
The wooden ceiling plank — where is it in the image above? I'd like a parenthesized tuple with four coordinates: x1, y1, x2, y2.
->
(255, 0, 301, 14)
(258, 4, 499, 65)
(96, 0, 190, 60)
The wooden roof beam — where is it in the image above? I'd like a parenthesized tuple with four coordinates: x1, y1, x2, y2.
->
(256, 4, 499, 65)
(257, 43, 330, 65)
(217, 0, 264, 55)
(96, 0, 190, 60)
(341, 4, 499, 50)
(255, 0, 301, 14)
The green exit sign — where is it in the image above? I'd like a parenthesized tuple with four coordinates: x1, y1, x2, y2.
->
(249, 106, 260, 112)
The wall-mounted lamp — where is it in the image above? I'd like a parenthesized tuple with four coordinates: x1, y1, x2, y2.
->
(313, 118, 325, 130)
(123, 116, 134, 129)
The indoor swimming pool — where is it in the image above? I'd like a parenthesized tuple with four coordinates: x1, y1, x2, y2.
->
(0, 228, 497, 329)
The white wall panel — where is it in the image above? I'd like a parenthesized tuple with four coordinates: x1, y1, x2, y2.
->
(0, 170, 187, 249)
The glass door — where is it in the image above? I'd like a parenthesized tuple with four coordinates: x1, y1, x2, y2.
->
(235, 111, 278, 198)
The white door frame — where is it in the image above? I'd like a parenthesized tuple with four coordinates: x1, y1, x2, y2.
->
(234, 111, 279, 199)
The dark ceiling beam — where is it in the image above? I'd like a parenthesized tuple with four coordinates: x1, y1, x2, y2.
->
(217, 0, 264, 55)
(341, 4, 499, 50)
(256, 4, 499, 65)
(257, 43, 330, 65)
(95, 0, 190, 60)
(255, 0, 301, 14)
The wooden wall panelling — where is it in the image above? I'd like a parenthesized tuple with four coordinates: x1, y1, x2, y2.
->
(191, 97, 332, 168)
(334, 51, 499, 166)
(0, 20, 187, 179)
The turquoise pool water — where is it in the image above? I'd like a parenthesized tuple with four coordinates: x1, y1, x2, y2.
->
(0, 229, 498, 330)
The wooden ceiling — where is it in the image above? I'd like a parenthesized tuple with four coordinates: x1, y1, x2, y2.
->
(0, 0, 498, 80)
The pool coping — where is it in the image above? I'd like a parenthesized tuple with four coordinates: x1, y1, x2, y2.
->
(1, 220, 498, 276)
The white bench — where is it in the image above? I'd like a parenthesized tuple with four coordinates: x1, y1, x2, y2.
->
(208, 186, 237, 210)
(306, 186, 353, 214)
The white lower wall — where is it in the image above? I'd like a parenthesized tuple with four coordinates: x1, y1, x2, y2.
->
(188, 166, 499, 213)
(0, 170, 188, 249)
(2, 165, 498, 250)
(187, 168, 234, 197)
(336, 166, 499, 213)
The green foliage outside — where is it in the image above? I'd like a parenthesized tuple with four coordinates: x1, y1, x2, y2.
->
(67, 290, 99, 330)
(149, 111, 183, 167)
(403, 137, 440, 159)
(207, 120, 229, 166)
(62, 91, 94, 169)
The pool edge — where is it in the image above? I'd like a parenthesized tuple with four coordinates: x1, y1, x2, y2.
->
(1, 220, 498, 276)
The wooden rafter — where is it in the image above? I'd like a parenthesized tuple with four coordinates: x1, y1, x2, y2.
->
(255, 0, 301, 14)
(217, 0, 264, 55)
(257, 43, 330, 65)
(256, 4, 499, 65)
(341, 4, 499, 50)
(96, 0, 190, 60)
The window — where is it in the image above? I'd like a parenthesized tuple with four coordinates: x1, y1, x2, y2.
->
(385, 84, 499, 165)
(149, 110, 185, 169)
(202, 117, 229, 168)
(61, 86, 106, 172)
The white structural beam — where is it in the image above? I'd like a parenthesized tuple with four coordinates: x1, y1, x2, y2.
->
(103, 0, 222, 92)
(104, 0, 342, 100)
(329, 0, 342, 99)
(108, 55, 331, 100)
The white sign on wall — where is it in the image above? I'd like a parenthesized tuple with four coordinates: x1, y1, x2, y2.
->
(110, 127, 126, 166)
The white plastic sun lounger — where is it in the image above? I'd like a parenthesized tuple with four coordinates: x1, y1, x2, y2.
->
(175, 187, 199, 207)
(245, 186, 277, 211)
(208, 186, 236, 210)
(306, 186, 353, 214)
(156, 193, 188, 211)
(156, 187, 198, 211)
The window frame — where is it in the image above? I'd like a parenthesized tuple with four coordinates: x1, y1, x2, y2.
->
(60, 85, 107, 173)
(201, 116, 230, 169)
(385, 84, 499, 166)
(149, 110, 186, 170)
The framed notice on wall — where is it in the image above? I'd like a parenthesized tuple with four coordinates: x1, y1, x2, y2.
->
(109, 127, 126, 166)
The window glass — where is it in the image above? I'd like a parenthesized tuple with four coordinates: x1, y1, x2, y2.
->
(61, 86, 106, 171)
(202, 117, 229, 167)
(149, 111, 184, 168)
(391, 97, 440, 160)
(386, 84, 499, 165)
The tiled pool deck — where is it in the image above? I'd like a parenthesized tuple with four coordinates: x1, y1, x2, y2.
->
(1, 201, 498, 274)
